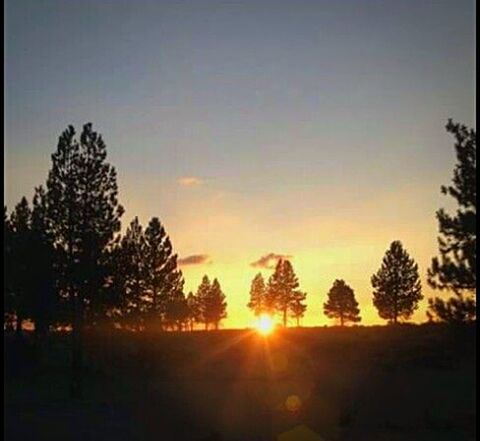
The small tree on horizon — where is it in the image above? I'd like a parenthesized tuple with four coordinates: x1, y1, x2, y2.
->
(247, 273, 267, 316)
(196, 275, 212, 330)
(427, 120, 476, 323)
(205, 278, 227, 330)
(186, 291, 200, 331)
(196, 276, 227, 330)
(290, 290, 307, 327)
(323, 279, 361, 326)
(267, 259, 306, 327)
(371, 241, 423, 324)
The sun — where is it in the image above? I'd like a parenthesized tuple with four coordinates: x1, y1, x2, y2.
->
(255, 314, 275, 336)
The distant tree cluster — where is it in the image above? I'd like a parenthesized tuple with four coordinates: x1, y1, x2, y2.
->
(247, 243, 424, 327)
(247, 121, 476, 327)
(247, 259, 307, 327)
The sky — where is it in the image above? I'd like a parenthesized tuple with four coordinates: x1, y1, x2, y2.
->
(5, 0, 475, 328)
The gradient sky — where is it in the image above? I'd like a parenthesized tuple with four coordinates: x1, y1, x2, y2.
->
(5, 0, 475, 328)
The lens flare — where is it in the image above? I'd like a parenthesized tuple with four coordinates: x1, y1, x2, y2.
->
(285, 394, 302, 412)
(255, 314, 275, 336)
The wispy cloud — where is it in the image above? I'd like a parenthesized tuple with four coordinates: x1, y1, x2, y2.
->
(250, 253, 293, 269)
(178, 176, 203, 187)
(178, 254, 211, 266)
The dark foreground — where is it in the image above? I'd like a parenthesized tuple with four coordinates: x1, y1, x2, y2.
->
(4, 324, 476, 441)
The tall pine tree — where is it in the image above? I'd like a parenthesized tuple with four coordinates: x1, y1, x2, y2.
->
(371, 241, 422, 324)
(46, 123, 124, 398)
(143, 217, 184, 330)
(427, 120, 476, 323)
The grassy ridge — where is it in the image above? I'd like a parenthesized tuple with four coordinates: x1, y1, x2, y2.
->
(4, 324, 476, 441)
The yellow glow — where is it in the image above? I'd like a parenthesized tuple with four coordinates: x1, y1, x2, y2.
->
(285, 394, 302, 412)
(255, 314, 275, 336)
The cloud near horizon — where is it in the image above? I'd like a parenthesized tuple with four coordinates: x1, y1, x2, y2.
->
(250, 253, 293, 269)
(178, 254, 211, 266)
(178, 176, 203, 186)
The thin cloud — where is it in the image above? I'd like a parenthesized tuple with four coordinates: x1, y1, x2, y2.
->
(178, 176, 203, 187)
(178, 254, 211, 266)
(250, 253, 293, 269)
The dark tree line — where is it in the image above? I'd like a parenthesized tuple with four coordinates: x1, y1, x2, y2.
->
(3, 118, 476, 394)
(3, 123, 228, 397)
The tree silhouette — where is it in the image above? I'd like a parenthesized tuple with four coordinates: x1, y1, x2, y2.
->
(427, 120, 476, 323)
(267, 259, 306, 327)
(143, 217, 184, 330)
(196, 276, 227, 330)
(30, 186, 57, 337)
(186, 291, 200, 331)
(8, 197, 32, 334)
(290, 290, 307, 327)
(371, 241, 422, 324)
(111, 217, 146, 330)
(247, 273, 267, 316)
(205, 278, 227, 330)
(324, 279, 361, 326)
(4, 206, 16, 331)
(196, 275, 212, 330)
(164, 290, 189, 330)
(46, 123, 124, 398)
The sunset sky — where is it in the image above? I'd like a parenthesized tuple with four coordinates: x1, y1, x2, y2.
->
(5, 0, 475, 328)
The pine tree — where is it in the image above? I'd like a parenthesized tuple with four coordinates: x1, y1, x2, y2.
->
(247, 273, 267, 316)
(186, 291, 200, 331)
(371, 241, 422, 324)
(323, 279, 361, 326)
(112, 217, 147, 329)
(143, 217, 184, 330)
(196, 275, 212, 330)
(4, 206, 16, 331)
(164, 290, 189, 331)
(46, 123, 124, 398)
(204, 278, 227, 330)
(290, 290, 307, 327)
(30, 186, 57, 336)
(267, 259, 305, 327)
(427, 120, 476, 323)
(8, 197, 32, 334)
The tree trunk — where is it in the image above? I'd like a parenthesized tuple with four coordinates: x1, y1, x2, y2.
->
(283, 309, 287, 328)
(340, 314, 344, 327)
(393, 293, 398, 324)
(70, 292, 84, 399)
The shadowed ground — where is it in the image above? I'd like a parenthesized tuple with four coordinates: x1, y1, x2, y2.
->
(4, 324, 476, 441)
